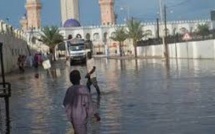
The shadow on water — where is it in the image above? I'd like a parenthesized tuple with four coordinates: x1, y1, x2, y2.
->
(135, 59, 138, 71)
(165, 59, 170, 79)
(120, 60, 125, 71)
(119, 59, 139, 72)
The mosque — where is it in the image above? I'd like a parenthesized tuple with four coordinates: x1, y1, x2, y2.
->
(19, 0, 215, 55)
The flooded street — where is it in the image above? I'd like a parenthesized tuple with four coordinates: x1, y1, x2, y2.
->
(2, 58, 215, 134)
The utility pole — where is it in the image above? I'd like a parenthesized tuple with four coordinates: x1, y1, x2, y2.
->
(164, 4, 169, 67)
(159, 0, 167, 58)
(159, 0, 169, 69)
(156, 18, 160, 38)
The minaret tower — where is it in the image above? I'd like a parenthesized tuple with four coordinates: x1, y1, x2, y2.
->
(60, 0, 80, 25)
(20, 14, 28, 31)
(25, 0, 42, 30)
(99, 0, 116, 25)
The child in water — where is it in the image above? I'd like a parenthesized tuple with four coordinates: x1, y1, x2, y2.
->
(63, 70, 100, 134)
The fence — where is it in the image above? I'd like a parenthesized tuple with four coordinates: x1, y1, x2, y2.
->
(137, 31, 215, 46)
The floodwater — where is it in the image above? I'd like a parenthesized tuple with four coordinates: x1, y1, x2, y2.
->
(2, 58, 215, 134)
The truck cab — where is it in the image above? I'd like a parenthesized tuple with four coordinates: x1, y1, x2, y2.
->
(65, 38, 88, 65)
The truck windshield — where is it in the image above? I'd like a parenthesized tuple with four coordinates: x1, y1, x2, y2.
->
(69, 44, 84, 51)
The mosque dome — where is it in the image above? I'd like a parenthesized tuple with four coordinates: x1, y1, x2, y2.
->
(63, 18, 81, 27)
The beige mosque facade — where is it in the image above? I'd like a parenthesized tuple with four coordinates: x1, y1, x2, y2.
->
(19, 0, 215, 56)
(99, 0, 116, 25)
(20, 0, 42, 31)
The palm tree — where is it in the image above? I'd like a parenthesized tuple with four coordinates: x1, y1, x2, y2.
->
(126, 19, 144, 58)
(197, 24, 210, 39)
(40, 26, 63, 61)
(110, 27, 127, 56)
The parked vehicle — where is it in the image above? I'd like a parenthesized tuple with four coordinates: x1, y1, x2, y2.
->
(65, 38, 92, 65)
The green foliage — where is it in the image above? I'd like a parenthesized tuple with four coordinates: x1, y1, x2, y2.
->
(110, 27, 127, 42)
(40, 26, 63, 48)
(126, 19, 144, 57)
(197, 24, 210, 37)
(126, 19, 144, 44)
(110, 27, 127, 56)
(40, 26, 63, 61)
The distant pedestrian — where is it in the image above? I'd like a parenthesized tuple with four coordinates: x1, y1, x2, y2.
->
(85, 51, 101, 96)
(33, 53, 39, 69)
(17, 55, 25, 72)
(63, 70, 101, 134)
(26, 54, 33, 67)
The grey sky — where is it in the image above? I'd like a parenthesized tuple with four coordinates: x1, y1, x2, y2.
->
(0, 0, 214, 28)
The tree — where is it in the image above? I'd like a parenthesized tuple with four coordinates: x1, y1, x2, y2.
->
(40, 26, 63, 61)
(197, 24, 210, 39)
(110, 27, 127, 56)
(126, 19, 144, 58)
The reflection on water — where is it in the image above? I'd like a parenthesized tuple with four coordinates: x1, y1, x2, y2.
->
(3, 59, 215, 134)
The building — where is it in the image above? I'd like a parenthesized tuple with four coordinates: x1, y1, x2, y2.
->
(60, 0, 80, 25)
(19, 0, 215, 56)
(59, 19, 213, 55)
(99, 0, 116, 25)
(20, 0, 42, 31)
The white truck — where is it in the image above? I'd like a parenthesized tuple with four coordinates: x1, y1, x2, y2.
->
(65, 38, 92, 65)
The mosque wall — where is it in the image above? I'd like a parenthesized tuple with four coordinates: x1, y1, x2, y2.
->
(137, 39, 215, 59)
(0, 21, 30, 74)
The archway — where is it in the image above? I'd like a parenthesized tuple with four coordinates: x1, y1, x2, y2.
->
(85, 33, 91, 40)
(93, 33, 100, 41)
(68, 34, 72, 39)
(76, 34, 82, 39)
(179, 27, 188, 34)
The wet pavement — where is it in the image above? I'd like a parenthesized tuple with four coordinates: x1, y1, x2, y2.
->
(1, 58, 215, 134)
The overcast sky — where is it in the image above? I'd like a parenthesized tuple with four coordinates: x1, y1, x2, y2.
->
(0, 0, 214, 28)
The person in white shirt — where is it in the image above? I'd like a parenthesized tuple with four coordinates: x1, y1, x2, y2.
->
(85, 51, 101, 96)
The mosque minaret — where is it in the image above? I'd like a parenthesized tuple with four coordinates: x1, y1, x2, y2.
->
(25, 0, 42, 30)
(60, 0, 80, 25)
(99, 0, 116, 25)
